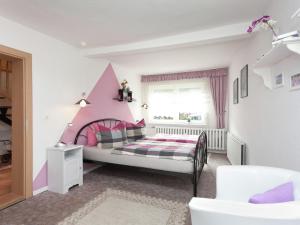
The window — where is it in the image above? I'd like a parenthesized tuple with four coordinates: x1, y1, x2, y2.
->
(146, 79, 212, 125)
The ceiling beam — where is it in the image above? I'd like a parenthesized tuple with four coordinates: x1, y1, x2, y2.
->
(81, 22, 251, 58)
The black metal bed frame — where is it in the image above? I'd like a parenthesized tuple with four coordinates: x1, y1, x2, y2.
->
(192, 131, 207, 196)
(74, 118, 122, 145)
(74, 118, 207, 197)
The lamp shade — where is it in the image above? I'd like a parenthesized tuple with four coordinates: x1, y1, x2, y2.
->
(75, 98, 90, 107)
(75, 92, 90, 107)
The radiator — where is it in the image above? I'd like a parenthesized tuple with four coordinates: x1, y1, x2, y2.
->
(154, 126, 227, 152)
(227, 132, 246, 165)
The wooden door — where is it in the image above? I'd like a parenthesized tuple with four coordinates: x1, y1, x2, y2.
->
(0, 45, 32, 209)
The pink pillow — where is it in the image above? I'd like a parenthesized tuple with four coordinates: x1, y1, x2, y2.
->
(86, 124, 100, 146)
(87, 128, 97, 146)
(249, 182, 294, 204)
(98, 122, 126, 131)
(114, 122, 127, 130)
(137, 119, 145, 127)
(125, 119, 145, 128)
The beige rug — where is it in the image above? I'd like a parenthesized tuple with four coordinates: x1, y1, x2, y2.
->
(58, 189, 187, 225)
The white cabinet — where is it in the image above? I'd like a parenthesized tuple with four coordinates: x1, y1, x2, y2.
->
(47, 145, 83, 194)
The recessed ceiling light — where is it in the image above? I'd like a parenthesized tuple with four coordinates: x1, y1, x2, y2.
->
(80, 41, 87, 47)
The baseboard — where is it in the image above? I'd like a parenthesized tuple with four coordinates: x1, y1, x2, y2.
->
(208, 150, 227, 154)
(33, 186, 48, 196)
(83, 164, 102, 175)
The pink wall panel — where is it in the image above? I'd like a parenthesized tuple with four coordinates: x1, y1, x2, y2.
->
(61, 63, 134, 144)
(33, 162, 47, 192)
(33, 63, 134, 191)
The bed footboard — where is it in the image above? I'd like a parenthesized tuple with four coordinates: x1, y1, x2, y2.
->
(74, 118, 207, 197)
(192, 131, 207, 197)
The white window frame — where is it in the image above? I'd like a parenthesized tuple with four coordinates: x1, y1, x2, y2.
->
(146, 79, 211, 126)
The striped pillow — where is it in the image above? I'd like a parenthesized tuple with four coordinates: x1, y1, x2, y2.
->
(96, 123, 128, 149)
(125, 119, 146, 142)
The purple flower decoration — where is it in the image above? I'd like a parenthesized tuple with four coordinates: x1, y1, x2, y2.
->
(247, 15, 271, 33)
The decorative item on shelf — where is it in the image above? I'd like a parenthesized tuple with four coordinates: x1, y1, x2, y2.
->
(114, 79, 135, 102)
(290, 73, 300, 91)
(118, 89, 124, 101)
(233, 78, 239, 104)
(247, 15, 278, 40)
(240, 65, 248, 98)
(274, 73, 284, 88)
(127, 90, 133, 102)
(141, 103, 148, 109)
(75, 92, 90, 107)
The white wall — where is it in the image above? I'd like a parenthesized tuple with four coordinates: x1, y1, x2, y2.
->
(229, 0, 300, 171)
(0, 16, 110, 179)
(107, 39, 248, 128)
(106, 39, 247, 75)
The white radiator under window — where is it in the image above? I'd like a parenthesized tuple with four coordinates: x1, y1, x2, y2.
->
(154, 126, 227, 152)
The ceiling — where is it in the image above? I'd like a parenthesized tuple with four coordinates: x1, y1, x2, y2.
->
(0, 0, 271, 49)
(107, 39, 248, 75)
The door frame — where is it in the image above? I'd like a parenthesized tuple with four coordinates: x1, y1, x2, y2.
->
(0, 44, 32, 200)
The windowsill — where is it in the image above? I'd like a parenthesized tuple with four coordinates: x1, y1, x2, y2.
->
(148, 122, 208, 128)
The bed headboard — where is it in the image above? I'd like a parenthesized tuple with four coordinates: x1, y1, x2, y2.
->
(74, 118, 122, 145)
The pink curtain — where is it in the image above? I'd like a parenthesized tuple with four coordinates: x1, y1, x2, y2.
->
(141, 68, 227, 82)
(210, 75, 227, 129)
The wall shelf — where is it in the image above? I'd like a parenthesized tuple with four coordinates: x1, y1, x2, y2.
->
(113, 97, 136, 102)
(253, 37, 300, 89)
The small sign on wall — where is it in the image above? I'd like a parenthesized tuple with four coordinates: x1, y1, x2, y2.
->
(290, 73, 300, 90)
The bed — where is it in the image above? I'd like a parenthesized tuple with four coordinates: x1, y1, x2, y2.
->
(74, 118, 207, 196)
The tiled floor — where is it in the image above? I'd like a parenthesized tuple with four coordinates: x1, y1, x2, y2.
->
(0, 153, 229, 225)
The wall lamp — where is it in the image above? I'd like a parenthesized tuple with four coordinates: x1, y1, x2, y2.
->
(141, 103, 148, 109)
(75, 92, 90, 107)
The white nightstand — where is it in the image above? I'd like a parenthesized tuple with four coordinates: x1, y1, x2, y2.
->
(47, 145, 83, 194)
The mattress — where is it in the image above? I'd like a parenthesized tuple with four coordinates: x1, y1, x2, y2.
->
(145, 134, 199, 144)
(84, 146, 193, 174)
(113, 139, 195, 161)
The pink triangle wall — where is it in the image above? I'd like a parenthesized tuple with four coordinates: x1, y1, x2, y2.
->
(33, 64, 134, 191)
(61, 63, 134, 143)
